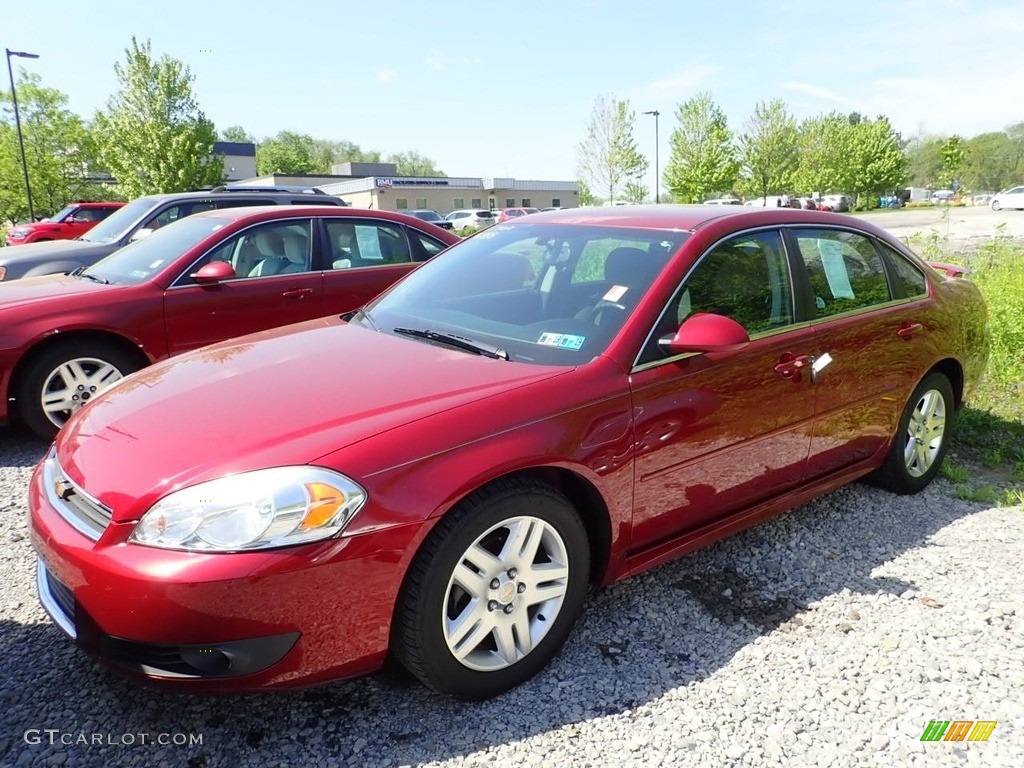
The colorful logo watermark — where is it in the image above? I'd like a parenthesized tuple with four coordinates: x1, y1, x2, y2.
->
(920, 720, 997, 742)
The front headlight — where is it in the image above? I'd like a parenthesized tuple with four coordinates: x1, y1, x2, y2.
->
(129, 467, 367, 552)
(10, 228, 30, 238)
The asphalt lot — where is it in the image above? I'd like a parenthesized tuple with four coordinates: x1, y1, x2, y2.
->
(855, 204, 1024, 243)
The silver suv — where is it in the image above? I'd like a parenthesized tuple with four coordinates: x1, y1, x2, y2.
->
(444, 209, 495, 234)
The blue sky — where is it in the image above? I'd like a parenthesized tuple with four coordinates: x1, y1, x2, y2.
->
(5, 0, 1022, 195)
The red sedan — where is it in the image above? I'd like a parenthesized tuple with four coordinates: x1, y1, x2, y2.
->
(0, 205, 458, 439)
(29, 206, 988, 699)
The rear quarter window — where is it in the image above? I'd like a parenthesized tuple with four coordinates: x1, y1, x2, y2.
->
(878, 242, 928, 299)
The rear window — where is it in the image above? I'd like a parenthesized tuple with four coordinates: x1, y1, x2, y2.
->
(477, 211, 494, 219)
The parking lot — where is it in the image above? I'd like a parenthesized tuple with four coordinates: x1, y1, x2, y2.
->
(1, 208, 1021, 768)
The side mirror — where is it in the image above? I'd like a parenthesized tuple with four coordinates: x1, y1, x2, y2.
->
(130, 228, 155, 243)
(658, 313, 750, 354)
(191, 261, 236, 284)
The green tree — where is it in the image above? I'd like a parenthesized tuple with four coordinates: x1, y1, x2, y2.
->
(255, 130, 319, 174)
(962, 132, 1021, 192)
(312, 139, 381, 171)
(385, 150, 446, 177)
(94, 37, 222, 197)
(577, 179, 599, 206)
(903, 135, 946, 188)
(577, 95, 648, 204)
(220, 125, 254, 143)
(939, 135, 966, 189)
(663, 92, 739, 203)
(739, 99, 798, 202)
(623, 180, 647, 204)
(793, 112, 853, 197)
(847, 117, 907, 206)
(0, 73, 105, 224)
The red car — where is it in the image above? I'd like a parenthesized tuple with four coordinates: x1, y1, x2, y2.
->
(1, 205, 458, 439)
(495, 207, 539, 223)
(29, 206, 988, 699)
(5, 201, 125, 245)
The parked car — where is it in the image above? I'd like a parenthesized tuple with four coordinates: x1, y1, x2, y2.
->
(931, 190, 956, 203)
(0, 186, 346, 283)
(445, 209, 495, 233)
(819, 195, 849, 213)
(796, 197, 819, 210)
(4, 201, 126, 246)
(702, 198, 742, 206)
(30, 205, 988, 698)
(743, 195, 785, 208)
(1, 205, 458, 439)
(406, 209, 454, 231)
(495, 207, 540, 223)
(990, 186, 1024, 211)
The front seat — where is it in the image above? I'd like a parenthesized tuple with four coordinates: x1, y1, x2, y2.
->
(248, 230, 290, 277)
(584, 246, 658, 327)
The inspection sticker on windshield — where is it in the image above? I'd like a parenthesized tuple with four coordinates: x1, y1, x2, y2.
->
(603, 285, 628, 302)
(538, 332, 585, 350)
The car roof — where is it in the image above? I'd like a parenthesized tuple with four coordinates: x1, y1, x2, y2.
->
(533, 204, 883, 234)
(185, 205, 461, 228)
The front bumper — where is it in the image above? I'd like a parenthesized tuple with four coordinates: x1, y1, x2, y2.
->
(29, 457, 425, 691)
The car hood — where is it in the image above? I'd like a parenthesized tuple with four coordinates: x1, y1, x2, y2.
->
(0, 238, 108, 262)
(0, 273, 113, 309)
(58, 318, 571, 521)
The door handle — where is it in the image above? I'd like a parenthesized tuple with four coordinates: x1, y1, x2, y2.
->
(282, 288, 314, 300)
(774, 352, 814, 382)
(897, 321, 923, 340)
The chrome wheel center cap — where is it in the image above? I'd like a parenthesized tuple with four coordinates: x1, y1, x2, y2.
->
(497, 581, 517, 604)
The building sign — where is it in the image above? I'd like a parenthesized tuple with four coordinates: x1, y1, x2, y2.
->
(375, 177, 452, 188)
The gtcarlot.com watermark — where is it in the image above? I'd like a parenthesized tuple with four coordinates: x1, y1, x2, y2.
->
(24, 729, 203, 747)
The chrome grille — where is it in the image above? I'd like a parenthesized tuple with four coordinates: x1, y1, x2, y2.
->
(43, 449, 112, 541)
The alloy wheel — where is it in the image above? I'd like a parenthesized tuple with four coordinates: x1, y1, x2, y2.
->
(903, 388, 946, 477)
(40, 357, 125, 428)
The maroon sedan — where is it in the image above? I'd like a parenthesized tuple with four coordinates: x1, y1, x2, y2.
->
(0, 205, 458, 439)
(29, 206, 988, 699)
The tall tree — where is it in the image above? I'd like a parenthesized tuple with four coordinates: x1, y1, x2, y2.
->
(963, 131, 1023, 192)
(577, 179, 599, 206)
(312, 139, 381, 171)
(220, 125, 254, 143)
(94, 37, 222, 197)
(385, 150, 446, 177)
(663, 92, 739, 203)
(577, 95, 648, 204)
(793, 112, 853, 197)
(0, 73, 104, 223)
(255, 130, 319, 174)
(739, 100, 798, 202)
(939, 135, 966, 189)
(847, 117, 907, 205)
(903, 135, 946, 188)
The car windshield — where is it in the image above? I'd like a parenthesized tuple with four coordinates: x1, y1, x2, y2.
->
(358, 223, 688, 366)
(47, 205, 76, 223)
(83, 215, 232, 285)
(79, 196, 160, 243)
(415, 211, 442, 221)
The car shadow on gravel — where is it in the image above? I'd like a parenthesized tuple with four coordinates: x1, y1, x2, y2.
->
(0, 461, 991, 768)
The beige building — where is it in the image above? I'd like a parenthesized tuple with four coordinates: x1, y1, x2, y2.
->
(239, 163, 578, 213)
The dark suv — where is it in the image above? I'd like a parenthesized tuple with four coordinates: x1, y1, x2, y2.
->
(4, 201, 126, 246)
(0, 186, 345, 283)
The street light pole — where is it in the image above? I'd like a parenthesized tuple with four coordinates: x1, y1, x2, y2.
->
(6, 48, 41, 223)
(643, 110, 660, 204)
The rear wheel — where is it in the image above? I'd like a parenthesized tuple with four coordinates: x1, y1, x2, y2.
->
(392, 479, 590, 699)
(870, 372, 953, 495)
(18, 342, 140, 440)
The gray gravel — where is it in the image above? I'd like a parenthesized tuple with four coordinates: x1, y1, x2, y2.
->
(1, 425, 1021, 768)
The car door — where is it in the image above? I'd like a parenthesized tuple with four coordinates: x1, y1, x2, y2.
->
(319, 218, 426, 314)
(162, 218, 325, 355)
(627, 229, 817, 549)
(785, 227, 931, 479)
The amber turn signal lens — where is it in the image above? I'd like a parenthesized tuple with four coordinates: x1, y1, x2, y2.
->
(300, 482, 346, 530)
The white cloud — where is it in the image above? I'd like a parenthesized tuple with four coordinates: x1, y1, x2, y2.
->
(777, 81, 858, 108)
(639, 66, 721, 99)
(377, 69, 398, 84)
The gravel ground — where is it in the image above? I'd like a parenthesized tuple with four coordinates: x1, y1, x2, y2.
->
(1, 424, 1021, 768)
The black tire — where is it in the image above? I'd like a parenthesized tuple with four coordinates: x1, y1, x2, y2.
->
(870, 372, 954, 495)
(18, 342, 140, 441)
(991, 201, 1001, 211)
(392, 479, 590, 700)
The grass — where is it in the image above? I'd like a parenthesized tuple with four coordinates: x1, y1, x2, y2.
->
(905, 229, 1024, 506)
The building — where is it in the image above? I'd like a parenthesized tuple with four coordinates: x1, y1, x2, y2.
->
(213, 141, 257, 182)
(239, 163, 578, 213)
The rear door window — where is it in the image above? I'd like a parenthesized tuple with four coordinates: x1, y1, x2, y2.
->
(791, 229, 892, 318)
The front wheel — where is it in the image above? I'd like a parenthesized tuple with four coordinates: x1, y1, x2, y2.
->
(991, 200, 1002, 211)
(392, 480, 590, 699)
(870, 372, 954, 495)
(18, 342, 140, 440)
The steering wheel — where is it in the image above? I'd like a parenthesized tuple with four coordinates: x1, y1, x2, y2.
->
(588, 299, 628, 327)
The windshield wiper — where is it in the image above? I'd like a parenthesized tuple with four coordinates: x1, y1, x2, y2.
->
(393, 327, 509, 360)
(75, 271, 109, 284)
